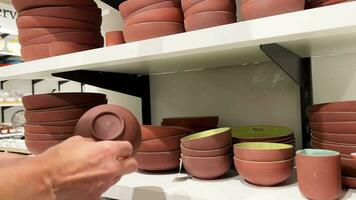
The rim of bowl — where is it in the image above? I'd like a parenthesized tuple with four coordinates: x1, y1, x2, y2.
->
(296, 149, 340, 157)
(163, 116, 218, 120)
(233, 157, 294, 163)
(181, 154, 232, 159)
(181, 127, 230, 141)
(180, 143, 232, 152)
(234, 142, 293, 150)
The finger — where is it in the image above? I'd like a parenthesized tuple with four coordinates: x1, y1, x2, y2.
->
(116, 157, 138, 176)
(97, 141, 133, 158)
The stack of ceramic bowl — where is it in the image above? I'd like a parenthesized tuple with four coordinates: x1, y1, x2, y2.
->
(234, 142, 295, 186)
(232, 125, 295, 147)
(12, 0, 103, 61)
(135, 125, 192, 171)
(240, 0, 305, 21)
(161, 116, 219, 132)
(181, 128, 232, 179)
(308, 101, 356, 188)
(182, 0, 237, 31)
(22, 93, 107, 154)
(306, 0, 353, 8)
(119, 0, 185, 42)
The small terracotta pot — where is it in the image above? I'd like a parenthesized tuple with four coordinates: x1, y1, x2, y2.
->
(233, 142, 295, 162)
(16, 16, 100, 33)
(310, 121, 356, 134)
(141, 125, 193, 141)
(184, 0, 236, 18)
(105, 31, 125, 46)
(12, 0, 98, 12)
(181, 128, 232, 150)
(234, 157, 293, 186)
(308, 111, 356, 122)
(296, 149, 342, 200)
(18, 28, 83, 44)
(139, 134, 188, 152)
(311, 139, 356, 155)
(124, 7, 184, 27)
(341, 154, 356, 177)
(27, 119, 79, 126)
(162, 116, 218, 128)
(312, 131, 356, 144)
(24, 124, 75, 134)
(343, 176, 356, 189)
(25, 139, 64, 155)
(182, 154, 232, 179)
(123, 22, 184, 42)
(181, 0, 205, 11)
(119, 0, 172, 19)
(22, 93, 106, 110)
(125, 0, 182, 20)
(308, 100, 356, 112)
(181, 144, 231, 157)
(184, 11, 236, 31)
(240, 0, 305, 21)
(25, 108, 88, 123)
(18, 6, 102, 26)
(25, 132, 73, 140)
(75, 104, 141, 154)
(135, 150, 180, 171)
(49, 42, 97, 57)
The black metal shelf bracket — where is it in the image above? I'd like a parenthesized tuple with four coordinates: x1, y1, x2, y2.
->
(1, 106, 12, 123)
(52, 70, 151, 125)
(0, 80, 8, 90)
(32, 79, 44, 95)
(260, 43, 313, 148)
(58, 81, 70, 92)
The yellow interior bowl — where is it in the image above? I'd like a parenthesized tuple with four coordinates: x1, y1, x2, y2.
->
(182, 127, 230, 141)
(234, 142, 293, 150)
(231, 125, 293, 139)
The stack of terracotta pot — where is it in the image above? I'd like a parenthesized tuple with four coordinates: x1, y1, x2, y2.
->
(135, 125, 192, 171)
(161, 116, 219, 132)
(240, 0, 305, 20)
(22, 93, 107, 155)
(181, 0, 237, 31)
(308, 101, 356, 188)
(306, 0, 353, 8)
(119, 0, 185, 42)
(12, 0, 103, 61)
(181, 128, 232, 179)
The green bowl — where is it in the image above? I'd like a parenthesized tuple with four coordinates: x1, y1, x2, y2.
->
(231, 125, 293, 141)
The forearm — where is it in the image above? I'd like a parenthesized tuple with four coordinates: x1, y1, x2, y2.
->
(0, 152, 27, 168)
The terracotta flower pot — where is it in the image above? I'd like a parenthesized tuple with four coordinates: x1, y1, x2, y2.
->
(310, 121, 356, 134)
(240, 0, 305, 21)
(24, 124, 75, 134)
(233, 142, 295, 162)
(119, 0, 173, 19)
(24, 108, 89, 123)
(12, 0, 98, 12)
(232, 126, 294, 141)
(308, 100, 356, 112)
(25, 139, 64, 155)
(139, 134, 188, 152)
(135, 150, 180, 171)
(181, 128, 232, 150)
(18, 6, 102, 26)
(105, 31, 125, 46)
(296, 149, 342, 200)
(125, 0, 182, 20)
(184, 11, 236, 32)
(162, 116, 218, 128)
(184, 0, 236, 18)
(124, 7, 184, 27)
(141, 125, 193, 141)
(311, 139, 356, 155)
(25, 132, 73, 140)
(343, 176, 356, 189)
(123, 22, 185, 42)
(182, 154, 232, 179)
(308, 111, 356, 122)
(16, 16, 101, 33)
(312, 131, 356, 144)
(341, 154, 356, 177)
(75, 104, 141, 154)
(18, 28, 83, 44)
(181, 144, 231, 157)
(234, 157, 293, 186)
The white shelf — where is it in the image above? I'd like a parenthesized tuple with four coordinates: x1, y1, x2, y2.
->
(103, 170, 355, 200)
(0, 102, 23, 107)
(0, 3, 356, 80)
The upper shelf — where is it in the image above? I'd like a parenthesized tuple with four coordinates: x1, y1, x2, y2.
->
(1, 2, 356, 80)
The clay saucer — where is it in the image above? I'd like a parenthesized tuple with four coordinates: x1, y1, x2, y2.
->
(105, 31, 125, 46)
(125, 0, 181, 20)
(311, 139, 356, 155)
(123, 22, 185, 42)
(311, 131, 356, 144)
(25, 108, 89, 123)
(310, 121, 356, 134)
(343, 176, 356, 189)
(25, 139, 63, 155)
(184, 0, 236, 17)
(25, 132, 73, 140)
(181, 128, 231, 150)
(22, 93, 106, 110)
(24, 124, 75, 134)
(308, 100, 356, 112)
(124, 7, 184, 27)
(135, 150, 181, 171)
(18, 28, 84, 44)
(119, 0, 172, 19)
(12, 0, 98, 12)
(74, 104, 141, 154)
(139, 134, 188, 152)
(162, 116, 219, 128)
(181, 144, 231, 157)
(17, 16, 101, 33)
(308, 111, 356, 122)
(141, 125, 193, 141)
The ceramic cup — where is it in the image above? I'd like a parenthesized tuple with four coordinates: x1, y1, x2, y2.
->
(296, 149, 342, 200)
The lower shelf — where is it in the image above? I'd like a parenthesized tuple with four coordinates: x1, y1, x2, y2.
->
(103, 170, 355, 200)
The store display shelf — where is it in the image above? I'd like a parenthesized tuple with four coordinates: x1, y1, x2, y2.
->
(0, 2, 355, 80)
(0, 102, 23, 107)
(103, 170, 355, 200)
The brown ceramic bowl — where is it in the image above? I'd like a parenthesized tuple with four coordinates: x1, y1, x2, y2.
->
(18, 28, 82, 44)
(139, 134, 188, 152)
(75, 104, 141, 154)
(16, 16, 100, 32)
(124, 7, 184, 27)
(141, 125, 192, 141)
(343, 176, 356, 189)
(182, 154, 232, 179)
(24, 124, 75, 134)
(12, 0, 97, 12)
(308, 100, 356, 112)
(312, 131, 356, 144)
(22, 93, 106, 110)
(310, 122, 356, 134)
(25, 132, 73, 140)
(27, 119, 79, 126)
(123, 21, 185, 42)
(105, 31, 125, 46)
(25, 108, 88, 123)
(25, 139, 63, 155)
(181, 144, 231, 157)
(125, 0, 182, 20)
(233, 142, 295, 162)
(184, 11, 236, 32)
(162, 116, 219, 128)
(181, 0, 205, 11)
(119, 0, 171, 19)
(341, 154, 356, 177)
(18, 6, 102, 26)
(311, 139, 356, 155)
(240, 0, 305, 21)
(234, 157, 294, 186)
(181, 128, 232, 150)
(135, 150, 180, 171)
(184, 0, 236, 17)
(308, 111, 356, 122)
(49, 42, 97, 57)
(22, 31, 104, 47)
